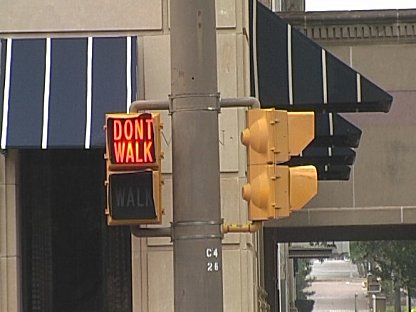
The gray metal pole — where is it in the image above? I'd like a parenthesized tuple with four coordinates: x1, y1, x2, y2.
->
(170, 1, 223, 311)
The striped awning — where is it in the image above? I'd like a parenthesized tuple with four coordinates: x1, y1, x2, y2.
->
(0, 36, 137, 149)
(251, 2, 393, 113)
(249, 2, 393, 180)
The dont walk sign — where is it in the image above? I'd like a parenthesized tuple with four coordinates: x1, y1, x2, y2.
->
(104, 113, 162, 225)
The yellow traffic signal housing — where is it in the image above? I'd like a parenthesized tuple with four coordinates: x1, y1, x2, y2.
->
(275, 166, 290, 218)
(242, 164, 317, 220)
(241, 109, 315, 164)
(241, 108, 285, 164)
(241, 108, 317, 221)
(104, 112, 163, 225)
(242, 164, 277, 221)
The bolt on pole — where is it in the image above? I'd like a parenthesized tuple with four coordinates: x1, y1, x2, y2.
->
(170, 0, 224, 311)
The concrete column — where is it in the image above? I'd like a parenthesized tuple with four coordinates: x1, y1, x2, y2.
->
(0, 151, 22, 311)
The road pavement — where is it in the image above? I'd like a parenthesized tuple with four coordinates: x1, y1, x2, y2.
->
(305, 260, 369, 312)
(310, 259, 360, 280)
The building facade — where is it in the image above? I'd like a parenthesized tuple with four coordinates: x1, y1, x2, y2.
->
(2, 1, 412, 312)
(1, 0, 263, 311)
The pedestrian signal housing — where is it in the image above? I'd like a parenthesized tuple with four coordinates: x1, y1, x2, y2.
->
(105, 113, 162, 225)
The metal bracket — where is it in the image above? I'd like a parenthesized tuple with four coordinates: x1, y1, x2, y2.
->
(168, 93, 221, 114)
(171, 219, 223, 241)
(222, 221, 262, 233)
(129, 96, 260, 113)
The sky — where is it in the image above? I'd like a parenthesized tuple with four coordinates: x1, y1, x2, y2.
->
(305, 0, 416, 11)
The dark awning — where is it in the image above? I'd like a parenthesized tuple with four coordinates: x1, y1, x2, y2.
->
(249, 1, 393, 180)
(251, 2, 393, 113)
(292, 113, 361, 180)
(0, 36, 137, 149)
(288, 147, 355, 181)
(289, 147, 356, 167)
(313, 113, 362, 148)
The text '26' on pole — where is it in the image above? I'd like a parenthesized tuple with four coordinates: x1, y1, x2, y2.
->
(241, 108, 318, 221)
(104, 113, 163, 225)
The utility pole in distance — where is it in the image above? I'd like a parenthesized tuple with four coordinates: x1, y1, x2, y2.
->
(170, 1, 223, 311)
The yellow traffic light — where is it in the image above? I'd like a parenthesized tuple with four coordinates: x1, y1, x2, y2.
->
(241, 109, 278, 165)
(241, 108, 317, 221)
(104, 112, 163, 225)
(242, 164, 277, 221)
(241, 109, 315, 164)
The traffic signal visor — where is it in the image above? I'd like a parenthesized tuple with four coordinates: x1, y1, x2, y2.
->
(276, 165, 318, 213)
(289, 165, 317, 211)
(287, 112, 315, 156)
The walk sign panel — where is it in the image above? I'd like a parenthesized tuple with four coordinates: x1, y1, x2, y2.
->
(106, 170, 161, 225)
(104, 112, 162, 225)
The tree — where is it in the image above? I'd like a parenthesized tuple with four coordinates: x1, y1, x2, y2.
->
(295, 259, 315, 300)
(350, 240, 416, 311)
(295, 259, 315, 312)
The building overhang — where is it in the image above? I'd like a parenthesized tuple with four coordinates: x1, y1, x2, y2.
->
(278, 9, 416, 45)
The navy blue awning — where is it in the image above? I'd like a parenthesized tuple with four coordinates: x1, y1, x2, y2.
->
(249, 2, 393, 180)
(0, 36, 137, 149)
(313, 113, 362, 148)
(289, 147, 356, 167)
(251, 2, 393, 113)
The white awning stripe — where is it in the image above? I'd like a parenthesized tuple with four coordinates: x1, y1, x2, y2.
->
(1, 38, 12, 149)
(288, 24, 293, 105)
(41, 38, 51, 149)
(126, 36, 132, 112)
(322, 49, 328, 104)
(85, 37, 93, 149)
(329, 112, 334, 136)
(357, 73, 362, 103)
